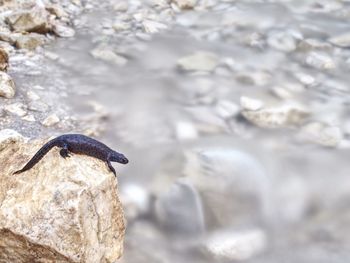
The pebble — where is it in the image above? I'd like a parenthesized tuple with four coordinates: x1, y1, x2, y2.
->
(267, 31, 297, 52)
(26, 90, 40, 101)
(235, 71, 271, 86)
(4, 103, 27, 117)
(90, 46, 128, 66)
(297, 38, 332, 51)
(112, 21, 130, 32)
(0, 48, 9, 71)
(41, 113, 60, 127)
(299, 122, 343, 147)
(0, 71, 16, 99)
(28, 100, 49, 112)
(294, 72, 317, 87)
(155, 178, 205, 235)
(305, 52, 335, 70)
(328, 32, 350, 48)
(177, 51, 219, 72)
(142, 20, 168, 34)
(202, 229, 267, 261)
(52, 23, 76, 38)
(242, 103, 310, 128)
(240, 96, 264, 111)
(175, 121, 198, 140)
(15, 33, 46, 50)
(171, 0, 197, 10)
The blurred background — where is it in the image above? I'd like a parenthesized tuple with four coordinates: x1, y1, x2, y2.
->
(2, 0, 350, 262)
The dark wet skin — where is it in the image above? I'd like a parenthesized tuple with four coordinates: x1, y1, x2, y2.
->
(14, 134, 128, 176)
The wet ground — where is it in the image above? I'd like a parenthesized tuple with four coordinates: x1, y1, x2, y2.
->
(2, 0, 350, 262)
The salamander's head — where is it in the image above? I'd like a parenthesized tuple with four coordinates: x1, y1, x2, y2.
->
(110, 151, 129, 164)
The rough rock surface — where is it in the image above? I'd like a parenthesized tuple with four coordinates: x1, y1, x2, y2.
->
(0, 135, 125, 263)
(0, 71, 16, 98)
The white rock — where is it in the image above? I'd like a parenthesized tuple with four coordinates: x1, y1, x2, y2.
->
(0, 129, 25, 151)
(267, 31, 297, 52)
(242, 103, 309, 128)
(203, 229, 267, 261)
(172, 0, 197, 9)
(4, 103, 27, 117)
(142, 20, 168, 34)
(175, 121, 198, 140)
(112, 21, 130, 32)
(0, 72, 15, 99)
(22, 114, 36, 122)
(90, 46, 128, 66)
(305, 52, 335, 70)
(52, 23, 75, 38)
(26, 90, 40, 101)
(177, 51, 219, 72)
(294, 72, 317, 87)
(214, 100, 240, 119)
(236, 71, 271, 86)
(299, 122, 343, 147)
(41, 114, 60, 127)
(240, 96, 264, 111)
(329, 32, 350, 48)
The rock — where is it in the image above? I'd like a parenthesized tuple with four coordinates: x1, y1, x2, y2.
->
(112, 21, 130, 32)
(113, 2, 129, 12)
(0, 129, 25, 151)
(202, 229, 267, 261)
(184, 148, 269, 228)
(28, 100, 49, 112)
(240, 96, 264, 111)
(22, 114, 36, 122)
(242, 103, 310, 128)
(175, 121, 198, 140)
(329, 32, 350, 48)
(45, 4, 69, 18)
(172, 0, 197, 9)
(15, 33, 46, 50)
(235, 71, 271, 86)
(26, 90, 40, 101)
(42, 114, 60, 127)
(299, 122, 343, 147)
(142, 20, 168, 34)
(154, 178, 205, 235)
(297, 38, 332, 51)
(267, 31, 297, 52)
(52, 23, 75, 38)
(6, 8, 50, 34)
(294, 72, 317, 87)
(305, 52, 335, 70)
(0, 71, 15, 98)
(214, 100, 240, 119)
(0, 139, 125, 262)
(90, 46, 128, 66)
(4, 103, 27, 117)
(177, 51, 219, 72)
(0, 48, 9, 71)
(120, 184, 151, 222)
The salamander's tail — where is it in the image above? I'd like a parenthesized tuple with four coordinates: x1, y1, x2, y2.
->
(13, 138, 59, 174)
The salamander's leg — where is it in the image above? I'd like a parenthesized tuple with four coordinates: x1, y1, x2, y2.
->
(59, 143, 71, 159)
(107, 161, 116, 176)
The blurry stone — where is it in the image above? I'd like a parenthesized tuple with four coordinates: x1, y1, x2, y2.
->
(172, 0, 197, 9)
(0, 139, 125, 262)
(294, 72, 317, 87)
(214, 99, 240, 119)
(240, 96, 264, 111)
(267, 31, 297, 52)
(52, 23, 75, 38)
(112, 21, 130, 32)
(90, 46, 128, 66)
(236, 71, 271, 86)
(271, 83, 305, 100)
(22, 114, 36, 122)
(184, 148, 269, 227)
(0, 129, 25, 151)
(113, 1, 129, 12)
(26, 90, 40, 101)
(45, 4, 69, 18)
(42, 114, 60, 127)
(4, 103, 27, 117)
(0, 71, 15, 98)
(271, 86, 293, 100)
(299, 122, 343, 147)
(0, 48, 9, 71)
(202, 229, 267, 261)
(44, 51, 59, 60)
(15, 33, 45, 50)
(242, 103, 309, 128)
(305, 52, 335, 70)
(6, 8, 50, 34)
(28, 100, 49, 112)
(297, 38, 332, 51)
(142, 20, 167, 34)
(155, 178, 205, 235)
(329, 32, 350, 48)
(120, 184, 151, 221)
(175, 121, 198, 140)
(177, 51, 219, 72)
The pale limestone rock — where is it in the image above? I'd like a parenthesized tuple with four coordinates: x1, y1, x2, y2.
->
(142, 20, 167, 34)
(329, 32, 350, 48)
(90, 46, 128, 66)
(4, 103, 27, 117)
(0, 71, 16, 98)
(52, 23, 75, 38)
(242, 103, 309, 128)
(305, 52, 335, 70)
(172, 0, 197, 9)
(6, 8, 50, 34)
(15, 33, 46, 50)
(299, 122, 343, 147)
(240, 96, 264, 111)
(177, 51, 219, 72)
(0, 129, 25, 151)
(0, 139, 125, 262)
(42, 113, 60, 126)
(0, 48, 9, 71)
